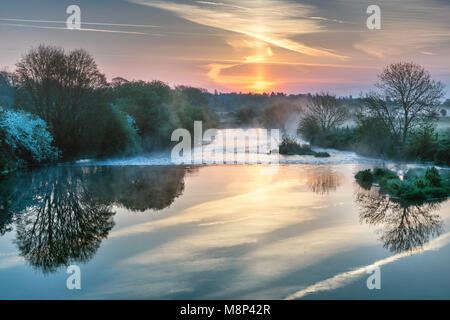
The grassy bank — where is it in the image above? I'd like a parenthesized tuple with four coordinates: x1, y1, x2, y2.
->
(355, 167, 450, 202)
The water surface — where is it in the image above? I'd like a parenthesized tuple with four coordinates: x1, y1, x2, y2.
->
(0, 164, 449, 299)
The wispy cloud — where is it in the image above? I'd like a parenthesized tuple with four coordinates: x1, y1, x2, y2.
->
(0, 23, 156, 36)
(130, 0, 346, 58)
(0, 18, 159, 28)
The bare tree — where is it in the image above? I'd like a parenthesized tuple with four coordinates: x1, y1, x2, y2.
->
(303, 93, 348, 134)
(14, 45, 107, 154)
(362, 62, 445, 144)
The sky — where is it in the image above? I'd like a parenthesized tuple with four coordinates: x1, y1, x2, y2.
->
(0, 0, 449, 96)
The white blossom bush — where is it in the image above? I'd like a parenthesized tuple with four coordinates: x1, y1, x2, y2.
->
(0, 106, 60, 165)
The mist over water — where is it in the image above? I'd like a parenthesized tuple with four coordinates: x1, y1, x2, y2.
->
(74, 128, 384, 167)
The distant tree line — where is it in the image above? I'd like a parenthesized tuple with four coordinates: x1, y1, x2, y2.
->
(2, 47, 449, 173)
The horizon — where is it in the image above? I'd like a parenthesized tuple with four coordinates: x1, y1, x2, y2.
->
(0, 0, 449, 98)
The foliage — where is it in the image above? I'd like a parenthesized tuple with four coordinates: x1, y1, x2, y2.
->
(235, 105, 258, 125)
(302, 93, 348, 134)
(279, 137, 329, 157)
(298, 62, 448, 165)
(0, 107, 59, 172)
(113, 81, 217, 150)
(424, 167, 441, 187)
(172, 88, 218, 135)
(407, 124, 438, 160)
(298, 115, 322, 143)
(0, 71, 14, 107)
(82, 104, 142, 157)
(14, 45, 107, 156)
(175, 86, 209, 108)
(355, 169, 373, 185)
(112, 80, 175, 150)
(9, 45, 219, 162)
(355, 167, 449, 202)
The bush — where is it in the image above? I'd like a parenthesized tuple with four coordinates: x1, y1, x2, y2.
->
(373, 167, 397, 179)
(298, 115, 322, 143)
(434, 147, 450, 166)
(354, 116, 398, 158)
(98, 105, 142, 156)
(355, 169, 373, 184)
(279, 137, 329, 157)
(385, 179, 402, 196)
(355, 166, 448, 201)
(235, 105, 257, 125)
(424, 167, 441, 187)
(423, 187, 447, 199)
(414, 177, 429, 189)
(407, 125, 438, 161)
(0, 107, 60, 171)
(113, 81, 175, 150)
(298, 115, 354, 150)
(279, 137, 314, 155)
(314, 152, 330, 158)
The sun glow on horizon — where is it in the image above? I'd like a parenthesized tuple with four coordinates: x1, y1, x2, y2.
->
(249, 78, 274, 93)
(204, 36, 280, 93)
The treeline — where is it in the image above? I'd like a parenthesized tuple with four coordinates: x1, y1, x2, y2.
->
(207, 90, 359, 130)
(0, 45, 217, 173)
(298, 62, 450, 166)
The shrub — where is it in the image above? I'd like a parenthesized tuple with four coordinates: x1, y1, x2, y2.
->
(414, 177, 429, 189)
(99, 105, 142, 156)
(407, 125, 438, 161)
(434, 147, 450, 166)
(298, 115, 322, 143)
(424, 167, 441, 187)
(314, 152, 330, 158)
(373, 167, 397, 180)
(354, 116, 398, 158)
(279, 137, 329, 157)
(279, 137, 311, 155)
(235, 105, 258, 125)
(0, 107, 60, 170)
(423, 187, 447, 199)
(385, 179, 402, 196)
(402, 187, 426, 201)
(355, 166, 448, 202)
(355, 169, 373, 184)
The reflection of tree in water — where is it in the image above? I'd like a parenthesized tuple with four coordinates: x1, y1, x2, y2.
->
(108, 166, 187, 212)
(305, 167, 342, 195)
(0, 165, 190, 273)
(6, 167, 115, 273)
(356, 188, 445, 253)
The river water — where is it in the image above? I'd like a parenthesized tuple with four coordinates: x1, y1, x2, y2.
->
(0, 129, 449, 299)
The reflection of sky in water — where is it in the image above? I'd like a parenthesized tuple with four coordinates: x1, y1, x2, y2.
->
(74, 129, 385, 166)
(0, 164, 449, 299)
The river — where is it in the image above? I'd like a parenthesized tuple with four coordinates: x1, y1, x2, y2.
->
(0, 129, 449, 299)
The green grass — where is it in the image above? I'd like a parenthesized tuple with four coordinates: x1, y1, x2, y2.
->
(355, 167, 449, 202)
